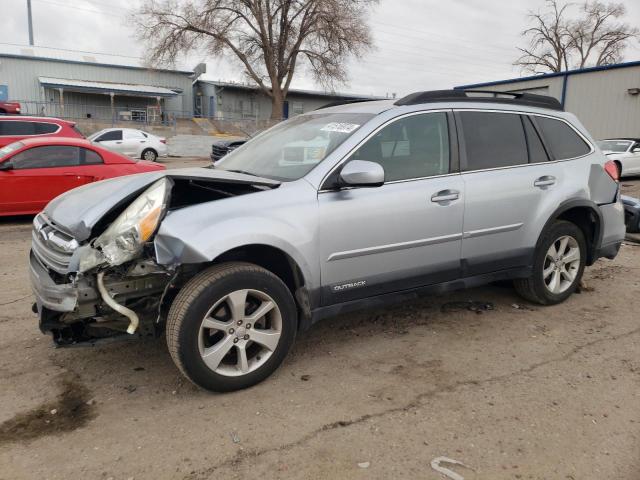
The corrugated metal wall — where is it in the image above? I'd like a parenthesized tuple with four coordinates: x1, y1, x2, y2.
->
(195, 82, 353, 120)
(0, 56, 193, 116)
(564, 67, 640, 139)
(462, 66, 640, 139)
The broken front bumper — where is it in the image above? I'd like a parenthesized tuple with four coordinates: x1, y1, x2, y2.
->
(29, 251, 78, 313)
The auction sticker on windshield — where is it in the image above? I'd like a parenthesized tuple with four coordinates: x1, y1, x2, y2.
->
(321, 123, 361, 134)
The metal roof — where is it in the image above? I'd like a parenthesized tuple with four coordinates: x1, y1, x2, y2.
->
(455, 60, 640, 90)
(38, 77, 180, 97)
(0, 51, 194, 75)
(198, 79, 381, 100)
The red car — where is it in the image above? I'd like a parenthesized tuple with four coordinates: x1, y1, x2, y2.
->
(0, 101, 21, 115)
(0, 137, 165, 216)
(0, 116, 84, 148)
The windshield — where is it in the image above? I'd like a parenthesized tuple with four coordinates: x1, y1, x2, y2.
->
(0, 141, 24, 161)
(216, 112, 374, 181)
(598, 140, 632, 153)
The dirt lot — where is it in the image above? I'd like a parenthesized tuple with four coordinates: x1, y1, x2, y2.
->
(1, 160, 639, 480)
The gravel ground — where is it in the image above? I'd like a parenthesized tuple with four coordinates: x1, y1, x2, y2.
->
(1, 163, 639, 480)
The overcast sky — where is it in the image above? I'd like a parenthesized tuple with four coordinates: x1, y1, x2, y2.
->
(2, 0, 639, 97)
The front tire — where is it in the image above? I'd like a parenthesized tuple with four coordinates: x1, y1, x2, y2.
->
(166, 262, 297, 392)
(514, 221, 586, 305)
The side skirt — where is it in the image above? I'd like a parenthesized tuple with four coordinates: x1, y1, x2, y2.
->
(307, 266, 532, 328)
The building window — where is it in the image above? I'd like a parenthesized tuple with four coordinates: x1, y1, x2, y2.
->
(292, 102, 304, 116)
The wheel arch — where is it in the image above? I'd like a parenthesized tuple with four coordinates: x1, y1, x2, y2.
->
(141, 147, 158, 159)
(540, 199, 603, 266)
(160, 243, 315, 331)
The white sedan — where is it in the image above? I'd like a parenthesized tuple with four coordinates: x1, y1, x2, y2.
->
(88, 128, 168, 162)
(598, 138, 640, 178)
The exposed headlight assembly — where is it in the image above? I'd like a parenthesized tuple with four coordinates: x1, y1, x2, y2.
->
(93, 177, 171, 267)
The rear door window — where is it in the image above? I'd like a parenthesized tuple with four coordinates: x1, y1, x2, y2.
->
(459, 111, 528, 170)
(535, 117, 591, 160)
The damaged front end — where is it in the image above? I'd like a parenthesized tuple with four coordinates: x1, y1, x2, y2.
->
(32, 178, 175, 345)
(30, 171, 280, 346)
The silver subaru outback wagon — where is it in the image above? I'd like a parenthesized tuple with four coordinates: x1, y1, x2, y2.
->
(29, 90, 625, 391)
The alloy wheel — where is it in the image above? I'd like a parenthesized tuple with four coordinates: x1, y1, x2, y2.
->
(198, 289, 282, 377)
(543, 235, 581, 294)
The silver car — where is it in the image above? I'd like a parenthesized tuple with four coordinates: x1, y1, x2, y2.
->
(29, 90, 625, 392)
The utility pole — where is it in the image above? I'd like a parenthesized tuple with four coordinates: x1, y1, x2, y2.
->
(27, 0, 34, 46)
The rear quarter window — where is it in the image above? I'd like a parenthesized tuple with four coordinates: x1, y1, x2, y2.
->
(34, 122, 60, 134)
(535, 117, 591, 160)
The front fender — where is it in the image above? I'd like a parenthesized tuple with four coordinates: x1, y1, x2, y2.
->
(154, 215, 318, 291)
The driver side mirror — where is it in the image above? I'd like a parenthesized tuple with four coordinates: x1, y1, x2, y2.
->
(0, 162, 13, 171)
(339, 160, 385, 188)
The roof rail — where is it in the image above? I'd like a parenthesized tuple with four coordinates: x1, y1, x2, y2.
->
(394, 89, 564, 111)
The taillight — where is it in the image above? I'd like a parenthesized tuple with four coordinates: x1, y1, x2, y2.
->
(160, 138, 166, 144)
(604, 160, 619, 182)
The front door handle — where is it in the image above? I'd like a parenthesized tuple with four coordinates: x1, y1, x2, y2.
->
(534, 175, 556, 188)
(431, 189, 460, 203)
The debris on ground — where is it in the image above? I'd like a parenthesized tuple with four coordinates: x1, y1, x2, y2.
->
(430, 456, 473, 480)
(441, 301, 494, 314)
(230, 431, 241, 444)
(300, 375, 311, 381)
(357, 461, 370, 469)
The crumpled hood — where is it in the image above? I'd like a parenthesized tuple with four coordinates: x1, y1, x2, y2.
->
(44, 167, 280, 241)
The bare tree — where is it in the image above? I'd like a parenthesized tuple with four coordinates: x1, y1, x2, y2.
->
(515, 0, 638, 73)
(137, 0, 376, 119)
(515, 0, 574, 73)
(569, 2, 639, 68)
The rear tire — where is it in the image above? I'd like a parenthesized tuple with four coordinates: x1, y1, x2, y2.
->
(514, 221, 586, 305)
(142, 149, 157, 162)
(166, 262, 297, 392)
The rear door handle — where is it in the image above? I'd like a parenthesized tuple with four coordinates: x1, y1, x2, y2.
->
(534, 175, 556, 188)
(431, 189, 460, 203)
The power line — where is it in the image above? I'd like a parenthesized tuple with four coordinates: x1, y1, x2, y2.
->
(370, 20, 516, 53)
(0, 42, 144, 61)
(31, 0, 125, 18)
